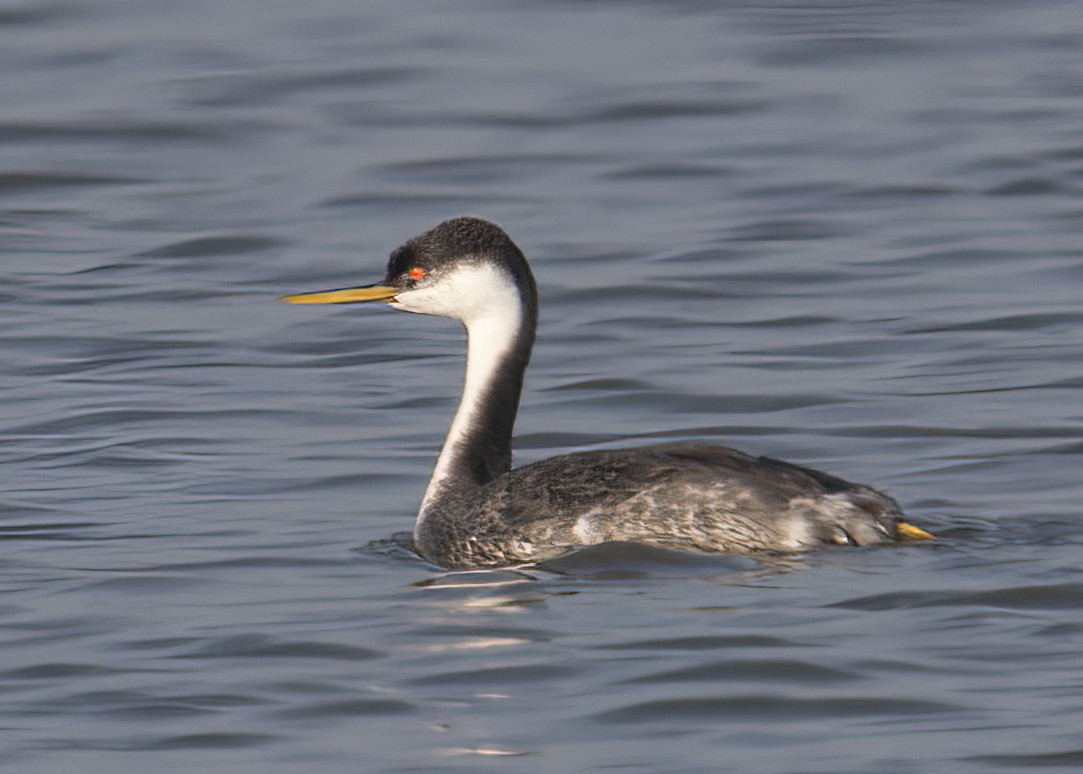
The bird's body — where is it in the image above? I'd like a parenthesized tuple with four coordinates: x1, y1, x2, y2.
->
(413, 441, 907, 569)
(284, 217, 931, 569)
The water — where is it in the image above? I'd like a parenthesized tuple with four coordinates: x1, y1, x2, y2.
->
(3, 0, 1083, 770)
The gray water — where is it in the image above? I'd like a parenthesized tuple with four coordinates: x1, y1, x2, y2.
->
(3, 1, 1083, 771)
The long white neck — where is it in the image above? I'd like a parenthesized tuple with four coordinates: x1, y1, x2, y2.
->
(404, 262, 534, 544)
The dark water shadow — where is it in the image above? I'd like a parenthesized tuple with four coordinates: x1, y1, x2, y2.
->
(362, 532, 799, 585)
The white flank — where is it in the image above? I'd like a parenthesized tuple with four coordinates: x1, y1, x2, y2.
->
(782, 512, 812, 550)
(572, 511, 610, 544)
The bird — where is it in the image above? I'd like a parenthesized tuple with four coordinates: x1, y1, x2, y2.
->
(282, 217, 933, 569)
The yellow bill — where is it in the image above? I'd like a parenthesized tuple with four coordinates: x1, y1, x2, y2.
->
(896, 521, 935, 541)
(279, 284, 398, 304)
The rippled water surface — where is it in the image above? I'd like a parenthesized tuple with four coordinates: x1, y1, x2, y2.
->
(3, 1, 1083, 771)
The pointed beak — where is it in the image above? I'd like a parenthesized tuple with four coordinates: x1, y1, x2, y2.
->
(895, 521, 935, 541)
(278, 283, 398, 304)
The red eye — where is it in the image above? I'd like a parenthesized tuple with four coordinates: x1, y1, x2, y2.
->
(408, 267, 426, 280)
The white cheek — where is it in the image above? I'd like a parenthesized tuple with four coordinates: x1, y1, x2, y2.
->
(393, 263, 517, 323)
(393, 286, 442, 313)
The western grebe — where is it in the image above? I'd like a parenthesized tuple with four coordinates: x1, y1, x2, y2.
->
(283, 217, 932, 569)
